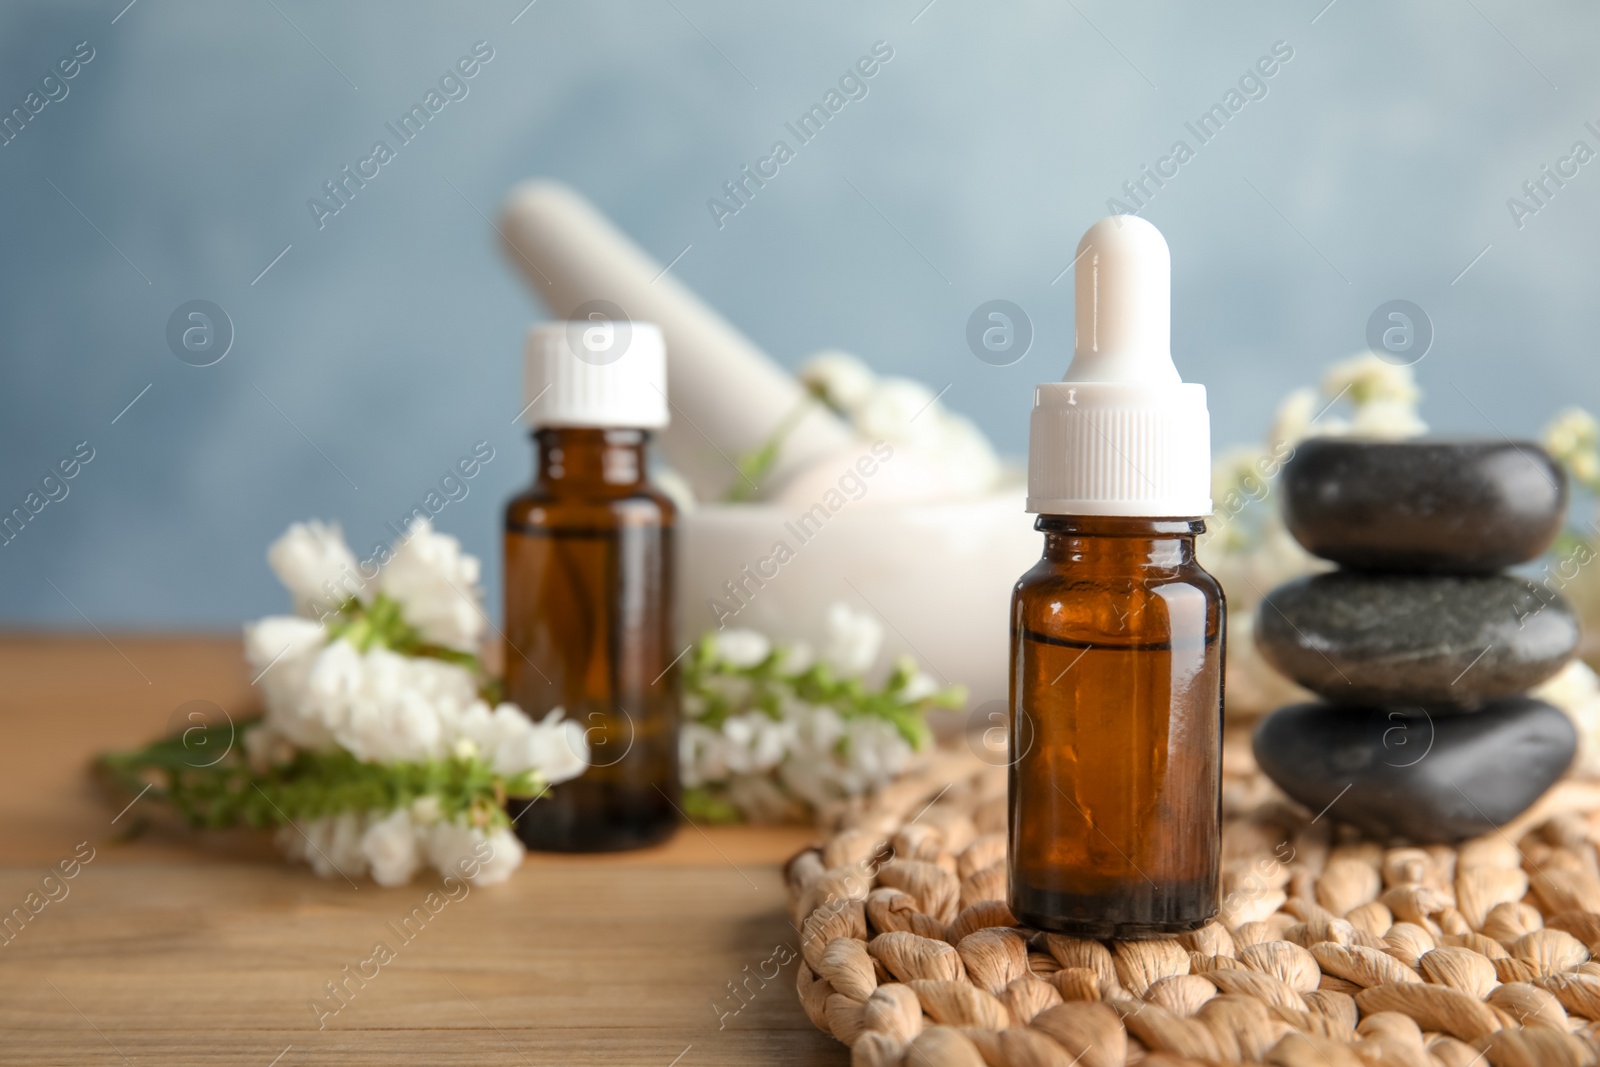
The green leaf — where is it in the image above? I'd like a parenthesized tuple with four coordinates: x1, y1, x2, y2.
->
(722, 398, 816, 503)
(97, 718, 544, 833)
(325, 593, 486, 678)
(681, 786, 743, 824)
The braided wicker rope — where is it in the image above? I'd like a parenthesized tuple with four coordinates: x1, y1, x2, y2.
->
(786, 737, 1600, 1067)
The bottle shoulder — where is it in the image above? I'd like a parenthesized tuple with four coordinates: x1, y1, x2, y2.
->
(505, 485, 676, 530)
(1014, 556, 1224, 599)
(1013, 556, 1224, 644)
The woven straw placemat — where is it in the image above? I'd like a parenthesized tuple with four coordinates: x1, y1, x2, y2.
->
(785, 737, 1600, 1067)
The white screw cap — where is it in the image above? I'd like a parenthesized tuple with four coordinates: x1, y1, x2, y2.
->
(1027, 215, 1212, 517)
(523, 320, 670, 430)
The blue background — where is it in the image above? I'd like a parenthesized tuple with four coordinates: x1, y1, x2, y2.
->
(2, 0, 1596, 628)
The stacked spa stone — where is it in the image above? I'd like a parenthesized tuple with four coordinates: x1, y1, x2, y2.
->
(1252, 438, 1581, 843)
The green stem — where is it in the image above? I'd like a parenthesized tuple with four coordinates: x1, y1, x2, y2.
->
(723, 397, 818, 503)
(97, 720, 544, 833)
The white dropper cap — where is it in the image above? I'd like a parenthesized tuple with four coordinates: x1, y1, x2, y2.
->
(1026, 215, 1212, 516)
(523, 321, 670, 430)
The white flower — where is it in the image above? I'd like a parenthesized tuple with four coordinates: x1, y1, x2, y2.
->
(708, 629, 771, 669)
(279, 809, 534, 887)
(297, 641, 468, 762)
(287, 640, 587, 789)
(268, 521, 365, 618)
(422, 818, 484, 879)
(1269, 388, 1329, 450)
(680, 722, 732, 788)
(720, 713, 794, 775)
(360, 808, 421, 887)
(793, 702, 847, 754)
(748, 716, 795, 770)
(378, 517, 484, 653)
(1320, 353, 1420, 408)
(341, 656, 450, 764)
(677, 613, 942, 820)
(773, 695, 913, 808)
(301, 642, 474, 764)
(409, 795, 443, 826)
(799, 350, 877, 412)
(899, 670, 940, 704)
(841, 717, 914, 789)
(1545, 408, 1600, 487)
(458, 704, 589, 783)
(244, 614, 325, 671)
(423, 819, 524, 886)
(719, 713, 758, 775)
(854, 377, 940, 444)
(796, 368, 1004, 497)
(1546, 407, 1599, 457)
(822, 602, 882, 676)
(326, 811, 367, 879)
(244, 616, 333, 749)
(1350, 396, 1427, 439)
(286, 811, 372, 881)
(779, 641, 814, 674)
(474, 828, 526, 886)
(275, 816, 355, 880)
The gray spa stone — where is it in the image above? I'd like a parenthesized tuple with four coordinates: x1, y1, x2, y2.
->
(1252, 697, 1576, 843)
(1255, 572, 1578, 708)
(1280, 438, 1566, 572)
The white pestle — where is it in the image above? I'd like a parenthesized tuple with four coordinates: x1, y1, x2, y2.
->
(498, 181, 855, 502)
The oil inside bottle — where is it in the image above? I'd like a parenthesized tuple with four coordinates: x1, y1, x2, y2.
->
(1009, 516, 1223, 938)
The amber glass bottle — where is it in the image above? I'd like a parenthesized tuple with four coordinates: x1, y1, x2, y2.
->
(1008, 516, 1223, 937)
(503, 322, 679, 852)
(1015, 215, 1223, 937)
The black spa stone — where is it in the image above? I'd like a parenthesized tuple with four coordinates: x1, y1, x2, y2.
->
(1254, 571, 1578, 709)
(1280, 438, 1566, 572)
(1252, 697, 1576, 843)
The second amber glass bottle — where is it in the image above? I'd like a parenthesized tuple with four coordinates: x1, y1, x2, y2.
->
(504, 321, 679, 851)
(1011, 214, 1224, 936)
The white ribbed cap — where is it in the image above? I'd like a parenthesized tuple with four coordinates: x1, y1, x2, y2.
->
(1027, 215, 1212, 516)
(523, 320, 669, 429)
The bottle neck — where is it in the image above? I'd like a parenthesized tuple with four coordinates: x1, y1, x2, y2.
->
(1035, 514, 1204, 568)
(533, 427, 651, 496)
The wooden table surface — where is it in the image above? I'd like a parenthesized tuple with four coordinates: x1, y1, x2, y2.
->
(0, 634, 848, 1066)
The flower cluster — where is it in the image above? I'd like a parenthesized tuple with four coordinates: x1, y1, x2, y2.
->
(796, 351, 1004, 497)
(102, 519, 587, 887)
(680, 603, 963, 823)
(276, 803, 525, 888)
(1268, 353, 1428, 447)
(1545, 408, 1600, 491)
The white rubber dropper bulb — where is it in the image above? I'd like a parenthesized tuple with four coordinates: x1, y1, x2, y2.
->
(1067, 215, 1180, 386)
(1026, 213, 1211, 516)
